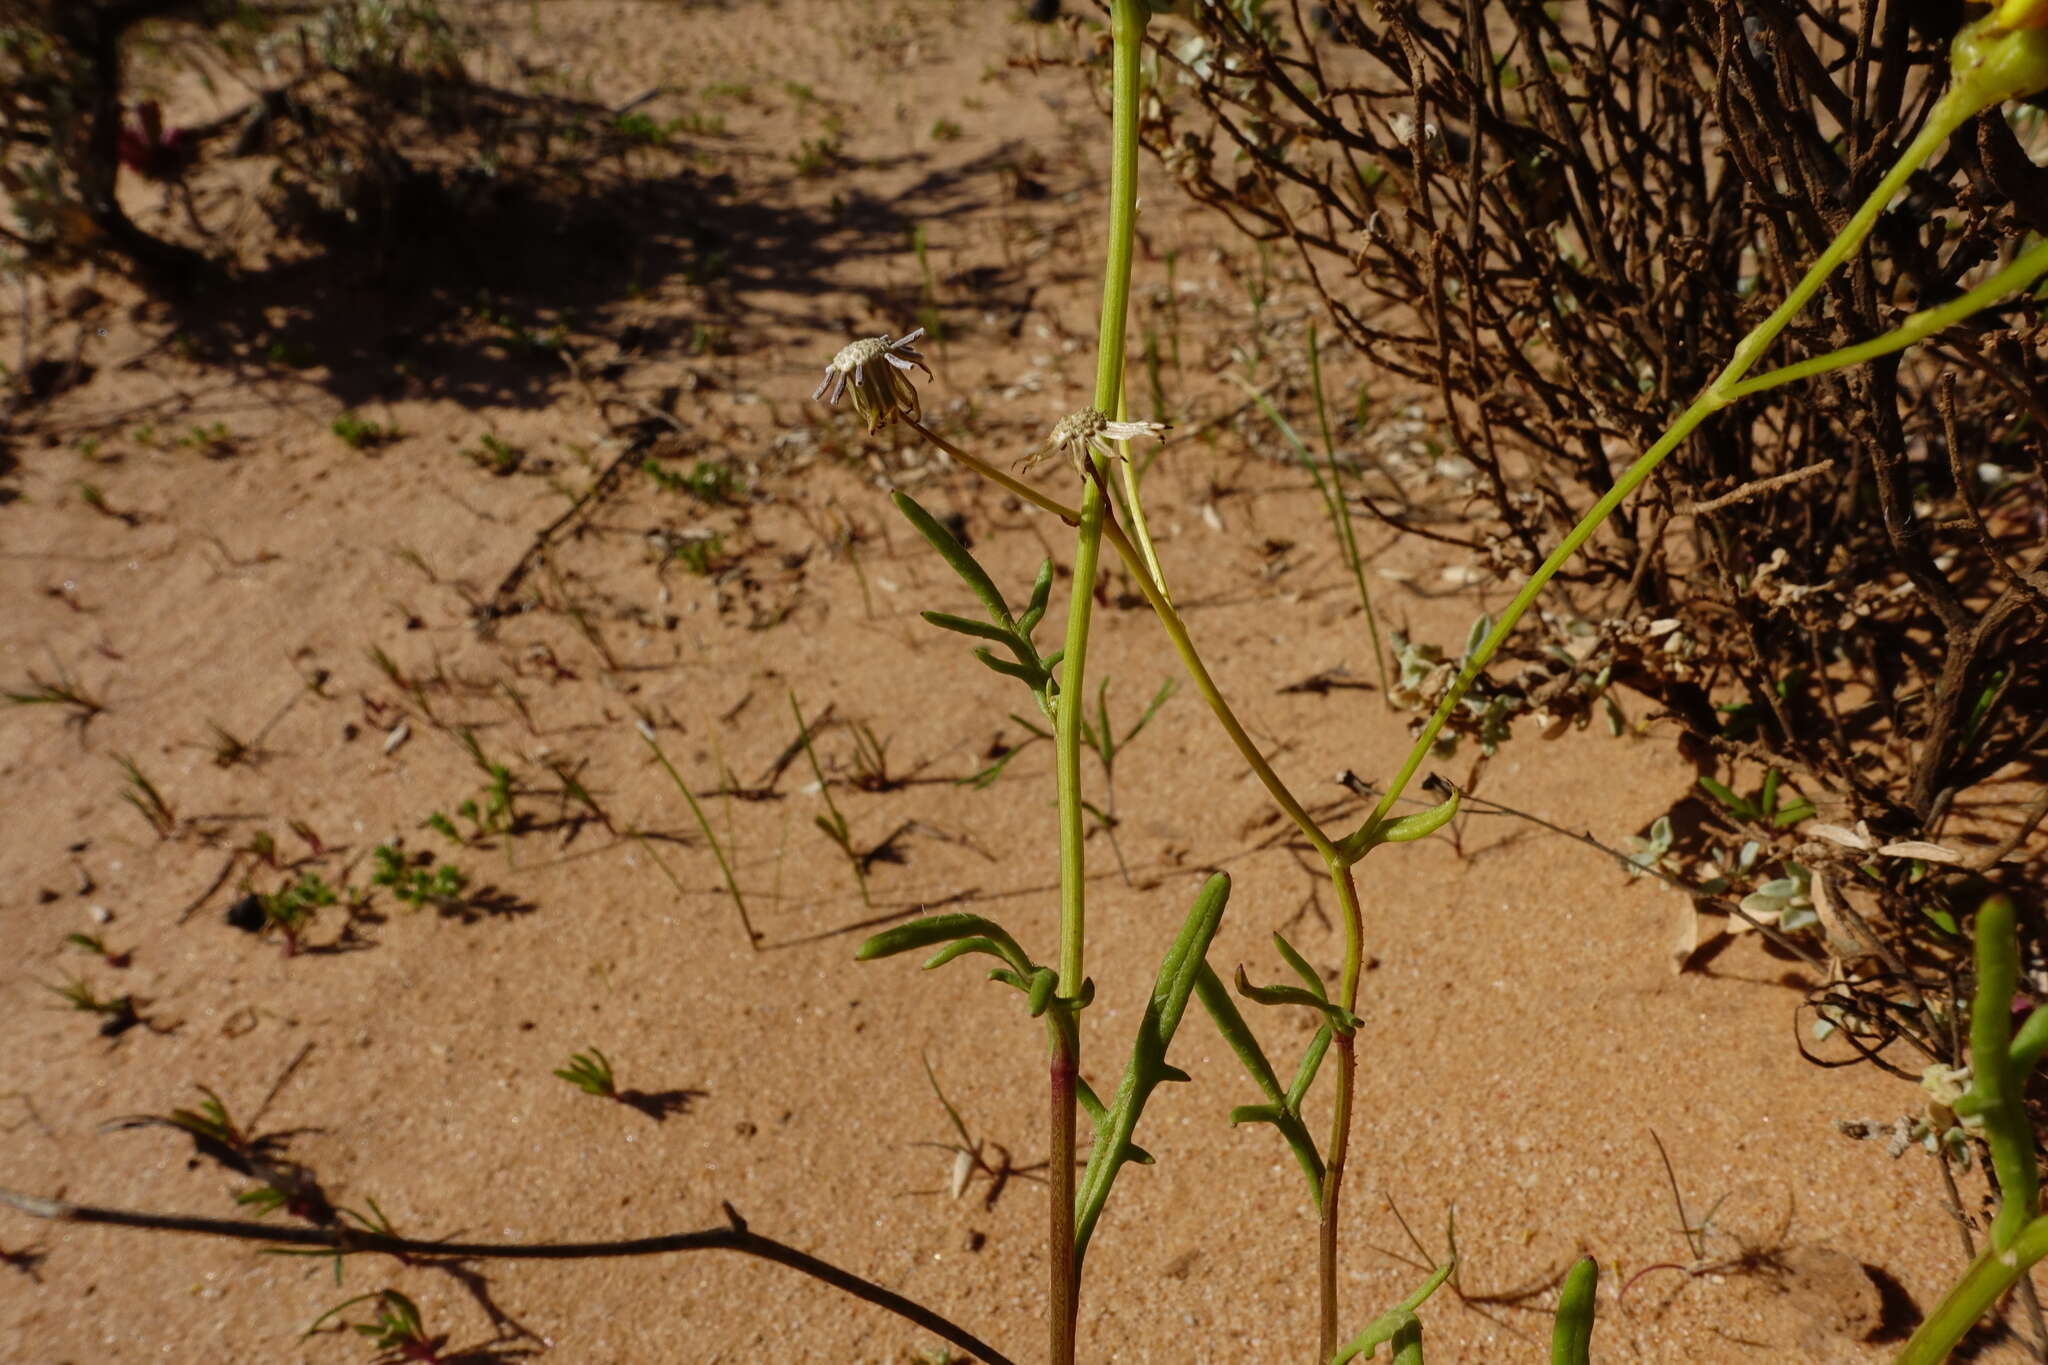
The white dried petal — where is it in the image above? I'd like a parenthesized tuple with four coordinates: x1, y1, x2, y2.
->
(1805, 822, 1873, 851)
(1875, 840, 1962, 864)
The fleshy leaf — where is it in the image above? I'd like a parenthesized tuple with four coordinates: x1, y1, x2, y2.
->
(1550, 1257, 1598, 1365)
(1073, 874, 1231, 1266)
(1235, 965, 1361, 1033)
(893, 492, 1014, 631)
(1330, 1261, 1455, 1364)
(1195, 964, 1325, 1201)
(1272, 930, 1327, 999)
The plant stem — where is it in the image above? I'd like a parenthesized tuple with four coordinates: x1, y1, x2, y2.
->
(1046, 8, 1147, 1362)
(1054, 485, 1104, 1002)
(1892, 1212, 2048, 1365)
(1316, 863, 1368, 1363)
(1353, 80, 1995, 841)
(907, 418, 1079, 525)
(1099, 518, 1335, 861)
(1092, 0, 1145, 412)
(1047, 1006, 1081, 1365)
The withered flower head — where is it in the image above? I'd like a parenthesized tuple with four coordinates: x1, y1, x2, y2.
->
(813, 328, 931, 432)
(1020, 407, 1168, 477)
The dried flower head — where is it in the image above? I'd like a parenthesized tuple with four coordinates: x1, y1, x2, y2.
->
(1020, 407, 1168, 477)
(814, 329, 930, 432)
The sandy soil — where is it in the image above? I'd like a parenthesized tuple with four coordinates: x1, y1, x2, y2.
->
(0, 4, 2039, 1363)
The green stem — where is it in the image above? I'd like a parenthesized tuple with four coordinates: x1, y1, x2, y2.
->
(907, 418, 1080, 525)
(1046, 1005, 1081, 1365)
(1054, 488, 1104, 999)
(1727, 238, 2048, 400)
(1317, 863, 1368, 1364)
(1092, 0, 1145, 412)
(1892, 1213, 2048, 1365)
(1047, 8, 1147, 1361)
(1099, 517, 1335, 861)
(1354, 81, 1993, 840)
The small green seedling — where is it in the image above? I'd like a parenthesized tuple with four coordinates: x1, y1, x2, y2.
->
(792, 692, 870, 905)
(77, 482, 119, 518)
(1697, 768, 1815, 829)
(463, 433, 522, 475)
(639, 725, 759, 945)
(174, 421, 235, 457)
(152, 1086, 251, 1161)
(5, 664, 104, 729)
(64, 932, 130, 968)
(331, 412, 396, 450)
(306, 1289, 442, 1363)
(260, 872, 338, 956)
(205, 719, 256, 768)
(280, 1196, 413, 1284)
(554, 1047, 618, 1099)
(46, 976, 141, 1036)
(845, 719, 902, 793)
(669, 533, 724, 576)
(114, 753, 175, 838)
(370, 844, 470, 911)
(791, 136, 841, 176)
(611, 110, 675, 145)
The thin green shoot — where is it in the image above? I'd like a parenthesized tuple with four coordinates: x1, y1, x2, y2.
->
(305, 1288, 439, 1362)
(4, 663, 104, 728)
(330, 412, 396, 450)
(553, 1047, 619, 1099)
(639, 726, 759, 946)
(114, 753, 175, 838)
(790, 692, 870, 906)
(64, 932, 130, 968)
(1238, 329, 1391, 706)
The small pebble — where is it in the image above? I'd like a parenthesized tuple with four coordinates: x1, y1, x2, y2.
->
(224, 894, 265, 933)
(90, 904, 115, 924)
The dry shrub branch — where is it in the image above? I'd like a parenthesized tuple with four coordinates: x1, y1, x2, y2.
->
(1136, 2, 2046, 1084)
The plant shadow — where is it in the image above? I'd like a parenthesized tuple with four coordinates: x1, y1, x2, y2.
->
(618, 1088, 708, 1123)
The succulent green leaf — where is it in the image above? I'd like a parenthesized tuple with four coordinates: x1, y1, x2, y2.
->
(858, 914, 1037, 982)
(1286, 1025, 1333, 1112)
(923, 935, 1016, 971)
(1018, 559, 1055, 635)
(1550, 1256, 1598, 1365)
(1329, 1261, 1455, 1364)
(893, 492, 1015, 630)
(1195, 964, 1325, 1200)
(975, 650, 1044, 684)
(2013, 1005, 2048, 1080)
(1073, 874, 1231, 1266)
(1027, 966, 1059, 1017)
(922, 610, 1016, 644)
(1077, 1078, 1107, 1125)
(1235, 965, 1361, 1033)
(1338, 783, 1461, 859)
(1272, 930, 1327, 999)
(1379, 785, 1461, 843)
